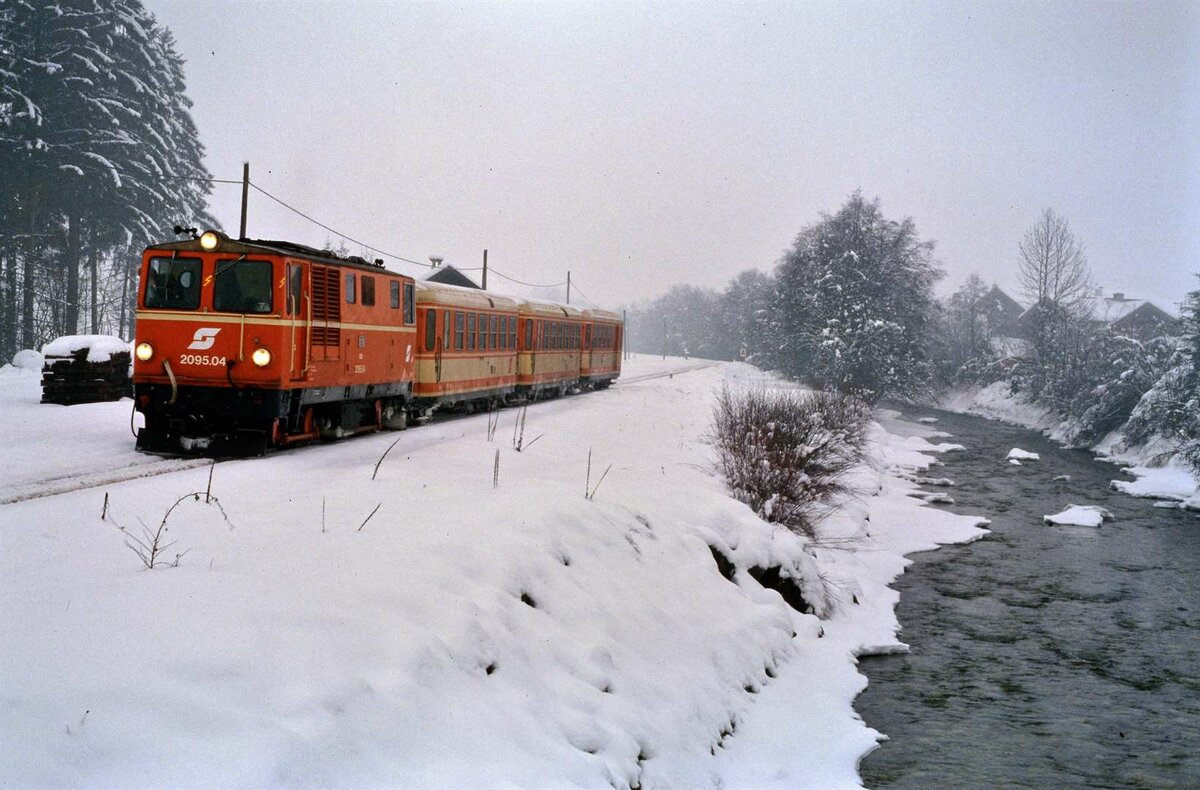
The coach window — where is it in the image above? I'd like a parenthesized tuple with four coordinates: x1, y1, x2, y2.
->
(508, 317, 517, 350)
(524, 320, 532, 350)
(478, 313, 487, 350)
(214, 259, 273, 314)
(404, 283, 415, 324)
(490, 315, 498, 350)
(424, 309, 436, 351)
(390, 280, 400, 309)
(443, 309, 451, 350)
(345, 273, 356, 304)
(454, 311, 464, 350)
(145, 257, 202, 310)
(467, 313, 476, 351)
(361, 275, 376, 307)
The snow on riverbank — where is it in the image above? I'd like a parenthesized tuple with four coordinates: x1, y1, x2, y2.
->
(943, 382, 1200, 510)
(1, 356, 986, 788)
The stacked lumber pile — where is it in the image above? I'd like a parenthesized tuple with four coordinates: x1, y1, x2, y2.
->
(40, 335, 132, 405)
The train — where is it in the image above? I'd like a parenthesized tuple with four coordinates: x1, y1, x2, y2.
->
(131, 230, 622, 454)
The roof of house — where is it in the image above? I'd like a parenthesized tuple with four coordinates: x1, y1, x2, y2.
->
(1086, 294, 1174, 325)
(422, 265, 480, 289)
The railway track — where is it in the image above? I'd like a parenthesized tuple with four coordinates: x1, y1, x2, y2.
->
(613, 361, 717, 385)
(1, 361, 719, 506)
(0, 456, 215, 506)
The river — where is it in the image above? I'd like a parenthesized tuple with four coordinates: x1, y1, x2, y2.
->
(856, 409, 1200, 788)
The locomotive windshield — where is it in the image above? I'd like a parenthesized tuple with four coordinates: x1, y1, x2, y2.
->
(144, 257, 202, 309)
(214, 259, 274, 314)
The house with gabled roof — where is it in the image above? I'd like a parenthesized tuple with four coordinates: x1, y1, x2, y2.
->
(423, 264, 480, 290)
(981, 285, 1024, 338)
(1085, 292, 1177, 340)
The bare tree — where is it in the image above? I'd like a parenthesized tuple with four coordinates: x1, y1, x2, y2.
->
(1017, 209, 1092, 312)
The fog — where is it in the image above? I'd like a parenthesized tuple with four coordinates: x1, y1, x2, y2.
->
(146, 0, 1199, 311)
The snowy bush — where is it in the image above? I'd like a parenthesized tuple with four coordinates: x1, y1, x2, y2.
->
(1068, 333, 1174, 445)
(1123, 284, 1200, 471)
(710, 387, 868, 539)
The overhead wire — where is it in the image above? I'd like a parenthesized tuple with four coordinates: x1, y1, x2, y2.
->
(169, 172, 608, 303)
(247, 183, 430, 268)
(488, 267, 568, 289)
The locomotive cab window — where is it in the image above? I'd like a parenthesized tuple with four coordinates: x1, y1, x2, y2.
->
(390, 280, 400, 309)
(144, 257, 202, 310)
(214, 259, 273, 314)
(361, 276, 375, 307)
(345, 273, 356, 304)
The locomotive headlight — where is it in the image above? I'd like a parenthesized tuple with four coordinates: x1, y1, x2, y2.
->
(135, 342, 154, 362)
(251, 347, 272, 367)
(198, 230, 222, 251)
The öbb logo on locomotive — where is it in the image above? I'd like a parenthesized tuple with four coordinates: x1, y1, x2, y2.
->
(132, 229, 623, 455)
(187, 327, 221, 350)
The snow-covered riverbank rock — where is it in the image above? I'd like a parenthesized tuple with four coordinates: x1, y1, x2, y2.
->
(1043, 504, 1114, 527)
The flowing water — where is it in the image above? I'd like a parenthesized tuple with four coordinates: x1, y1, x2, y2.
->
(857, 409, 1200, 788)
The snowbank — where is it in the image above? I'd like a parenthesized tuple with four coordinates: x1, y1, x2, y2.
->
(1, 356, 987, 787)
(943, 383, 1200, 507)
(12, 348, 43, 372)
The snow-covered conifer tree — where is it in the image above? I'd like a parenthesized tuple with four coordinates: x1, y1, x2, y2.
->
(0, 0, 213, 351)
(772, 191, 942, 401)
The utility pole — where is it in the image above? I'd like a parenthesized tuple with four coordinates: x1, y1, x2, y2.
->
(566, 271, 571, 304)
(239, 161, 250, 240)
(482, 249, 488, 290)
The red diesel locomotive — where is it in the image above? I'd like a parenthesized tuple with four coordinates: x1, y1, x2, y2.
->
(132, 230, 622, 454)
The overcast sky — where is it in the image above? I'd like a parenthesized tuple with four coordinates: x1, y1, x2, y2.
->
(145, 0, 1199, 311)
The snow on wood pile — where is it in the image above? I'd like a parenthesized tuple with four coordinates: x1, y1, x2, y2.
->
(39, 335, 131, 405)
(0, 355, 988, 787)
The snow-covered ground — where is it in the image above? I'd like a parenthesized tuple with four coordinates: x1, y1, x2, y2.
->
(1, 355, 986, 788)
(943, 381, 1200, 511)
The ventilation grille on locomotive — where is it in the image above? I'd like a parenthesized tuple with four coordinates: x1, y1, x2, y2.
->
(311, 265, 341, 345)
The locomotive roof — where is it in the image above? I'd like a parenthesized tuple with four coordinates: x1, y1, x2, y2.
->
(145, 236, 406, 277)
